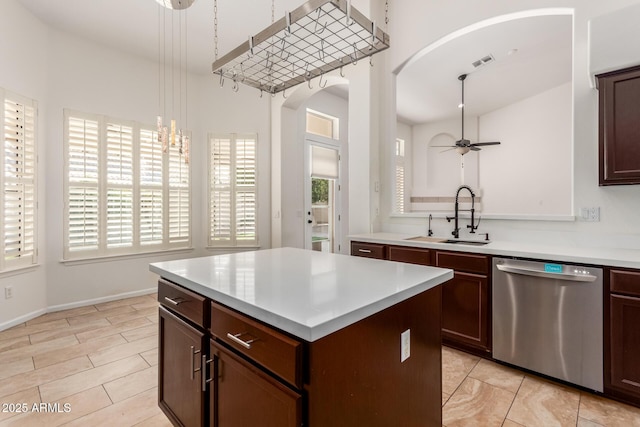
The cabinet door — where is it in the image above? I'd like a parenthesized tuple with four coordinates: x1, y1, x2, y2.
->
(159, 306, 206, 427)
(609, 294, 640, 396)
(441, 271, 490, 353)
(210, 339, 302, 427)
(597, 66, 640, 185)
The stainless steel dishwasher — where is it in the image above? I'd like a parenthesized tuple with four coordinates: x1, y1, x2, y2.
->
(492, 257, 603, 392)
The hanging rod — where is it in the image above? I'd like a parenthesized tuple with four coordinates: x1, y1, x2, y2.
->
(211, 0, 390, 94)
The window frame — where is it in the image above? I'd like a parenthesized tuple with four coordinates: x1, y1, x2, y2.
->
(63, 109, 191, 261)
(207, 132, 259, 248)
(0, 88, 38, 272)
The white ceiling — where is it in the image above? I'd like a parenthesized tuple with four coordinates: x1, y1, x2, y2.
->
(16, 1, 570, 119)
(396, 14, 573, 125)
(17, 0, 305, 76)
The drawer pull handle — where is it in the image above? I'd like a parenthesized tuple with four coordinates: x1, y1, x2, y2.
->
(202, 354, 214, 392)
(226, 332, 256, 349)
(358, 249, 372, 253)
(164, 296, 185, 306)
(190, 345, 201, 380)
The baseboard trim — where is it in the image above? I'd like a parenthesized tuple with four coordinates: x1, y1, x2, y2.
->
(0, 287, 157, 332)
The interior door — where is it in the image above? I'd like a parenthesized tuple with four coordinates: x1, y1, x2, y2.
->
(304, 138, 340, 253)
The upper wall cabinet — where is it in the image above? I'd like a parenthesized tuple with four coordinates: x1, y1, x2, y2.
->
(597, 66, 640, 186)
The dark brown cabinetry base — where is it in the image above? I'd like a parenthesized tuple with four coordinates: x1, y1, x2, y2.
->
(605, 268, 640, 406)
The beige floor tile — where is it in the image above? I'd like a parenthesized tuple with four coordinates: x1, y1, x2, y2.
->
(0, 319, 68, 342)
(0, 335, 79, 365)
(468, 359, 524, 393)
(133, 412, 173, 427)
(106, 307, 158, 325)
(29, 318, 110, 345)
(579, 392, 640, 427)
(442, 391, 450, 406)
(146, 315, 159, 324)
(120, 324, 157, 343)
(26, 306, 98, 326)
(88, 335, 157, 367)
(0, 356, 93, 399)
(577, 416, 605, 427)
(443, 377, 515, 427)
(507, 376, 580, 427)
(0, 357, 33, 382)
(62, 387, 162, 427)
(140, 348, 158, 367)
(130, 298, 159, 311)
(442, 346, 480, 395)
(0, 387, 40, 423)
(39, 354, 148, 402)
(0, 385, 112, 427)
(33, 334, 127, 369)
(0, 336, 30, 353)
(103, 366, 157, 403)
(502, 420, 525, 427)
(66, 305, 136, 326)
(94, 295, 155, 312)
(75, 317, 152, 343)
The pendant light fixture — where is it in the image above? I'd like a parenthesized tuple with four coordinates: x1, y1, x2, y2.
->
(157, 0, 193, 163)
(212, 0, 390, 95)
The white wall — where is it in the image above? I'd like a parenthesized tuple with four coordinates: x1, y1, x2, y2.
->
(478, 82, 572, 215)
(0, 0, 272, 328)
(382, 0, 640, 248)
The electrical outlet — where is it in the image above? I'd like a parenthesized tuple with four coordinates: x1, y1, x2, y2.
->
(401, 329, 410, 362)
(5, 286, 13, 299)
(580, 207, 600, 222)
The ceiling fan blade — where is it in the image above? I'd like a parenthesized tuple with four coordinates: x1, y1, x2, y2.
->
(469, 146, 481, 151)
(431, 145, 456, 148)
(471, 141, 501, 146)
(440, 147, 457, 153)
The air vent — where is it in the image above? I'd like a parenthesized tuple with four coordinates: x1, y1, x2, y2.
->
(472, 54, 495, 69)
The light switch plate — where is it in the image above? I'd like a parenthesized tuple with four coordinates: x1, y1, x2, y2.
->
(401, 329, 410, 362)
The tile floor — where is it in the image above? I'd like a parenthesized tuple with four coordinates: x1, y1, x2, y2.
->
(0, 293, 638, 426)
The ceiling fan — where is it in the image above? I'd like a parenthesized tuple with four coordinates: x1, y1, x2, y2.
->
(434, 74, 501, 155)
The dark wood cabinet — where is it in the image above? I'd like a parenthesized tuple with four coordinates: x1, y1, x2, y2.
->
(596, 65, 640, 185)
(350, 241, 387, 259)
(159, 306, 206, 427)
(435, 250, 491, 356)
(388, 245, 432, 265)
(605, 268, 640, 406)
(209, 339, 302, 427)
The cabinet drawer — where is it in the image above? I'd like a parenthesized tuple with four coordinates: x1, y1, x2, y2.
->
(435, 251, 490, 275)
(351, 241, 387, 259)
(158, 279, 207, 328)
(610, 269, 640, 297)
(388, 245, 431, 265)
(210, 301, 303, 389)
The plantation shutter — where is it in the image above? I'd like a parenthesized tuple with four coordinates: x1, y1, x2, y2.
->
(3, 96, 37, 268)
(67, 115, 100, 253)
(168, 139, 190, 245)
(139, 128, 163, 246)
(395, 138, 405, 214)
(209, 134, 257, 246)
(106, 122, 133, 249)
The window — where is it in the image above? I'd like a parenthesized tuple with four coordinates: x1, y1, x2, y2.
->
(64, 110, 190, 260)
(306, 109, 339, 139)
(208, 133, 257, 247)
(0, 89, 37, 270)
(394, 138, 405, 214)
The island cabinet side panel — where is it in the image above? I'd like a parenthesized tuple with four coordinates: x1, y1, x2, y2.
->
(305, 286, 443, 427)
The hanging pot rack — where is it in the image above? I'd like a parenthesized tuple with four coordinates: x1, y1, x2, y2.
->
(211, 0, 390, 94)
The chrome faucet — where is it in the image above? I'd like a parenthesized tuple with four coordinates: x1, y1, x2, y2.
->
(446, 185, 478, 239)
(427, 214, 433, 237)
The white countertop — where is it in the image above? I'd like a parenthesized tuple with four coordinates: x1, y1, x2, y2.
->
(349, 232, 640, 269)
(149, 247, 453, 342)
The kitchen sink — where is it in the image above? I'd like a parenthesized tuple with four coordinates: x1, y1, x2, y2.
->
(404, 236, 489, 246)
(443, 239, 489, 246)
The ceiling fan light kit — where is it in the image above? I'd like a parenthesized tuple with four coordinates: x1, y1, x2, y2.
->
(211, 0, 390, 94)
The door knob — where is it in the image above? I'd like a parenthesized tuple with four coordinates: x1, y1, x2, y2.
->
(307, 220, 313, 224)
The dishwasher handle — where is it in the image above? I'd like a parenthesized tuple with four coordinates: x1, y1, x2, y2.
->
(496, 264, 597, 282)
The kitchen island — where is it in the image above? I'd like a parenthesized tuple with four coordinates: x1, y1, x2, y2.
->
(150, 247, 453, 427)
